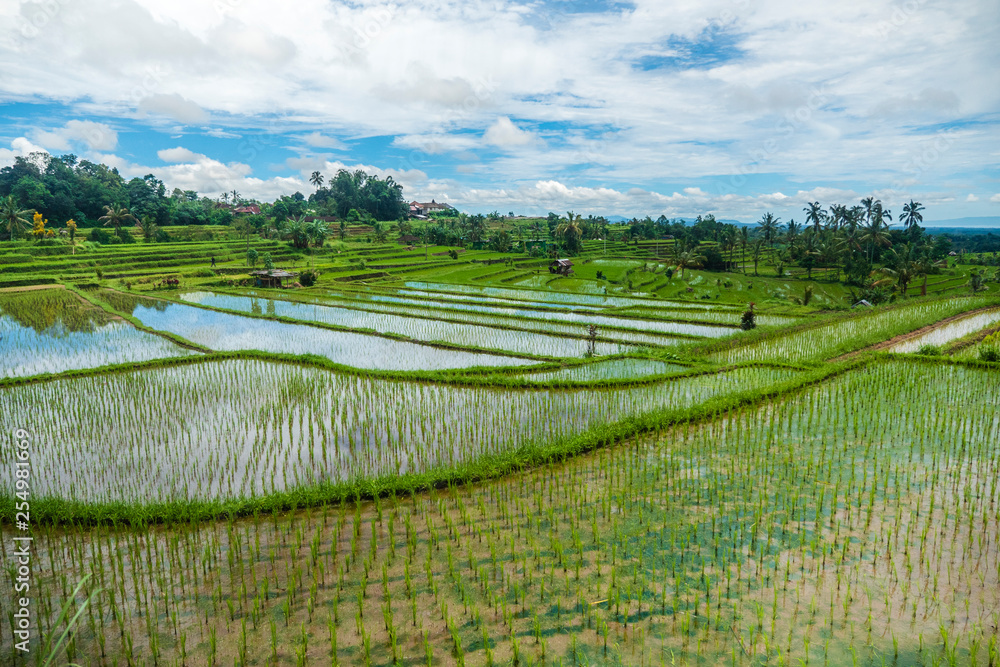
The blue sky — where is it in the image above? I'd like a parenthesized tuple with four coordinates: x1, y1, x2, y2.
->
(1, 0, 998, 223)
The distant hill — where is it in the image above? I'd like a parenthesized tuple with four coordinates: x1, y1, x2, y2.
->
(922, 217, 1000, 231)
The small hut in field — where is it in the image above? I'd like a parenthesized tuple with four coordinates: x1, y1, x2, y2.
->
(549, 259, 574, 276)
(251, 269, 298, 288)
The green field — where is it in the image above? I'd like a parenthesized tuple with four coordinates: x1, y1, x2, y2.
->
(2, 231, 999, 666)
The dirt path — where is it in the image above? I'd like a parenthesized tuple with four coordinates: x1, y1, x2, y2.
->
(831, 305, 1000, 361)
(0, 283, 65, 293)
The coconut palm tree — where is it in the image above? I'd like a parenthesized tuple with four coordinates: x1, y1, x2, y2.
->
(883, 244, 922, 295)
(749, 239, 766, 276)
(738, 227, 750, 273)
(827, 204, 848, 232)
(555, 212, 583, 254)
(804, 201, 825, 234)
(756, 212, 781, 247)
(1, 195, 30, 240)
(136, 215, 158, 242)
(861, 208, 891, 263)
(901, 200, 924, 230)
(784, 219, 801, 247)
(99, 205, 137, 236)
(672, 244, 706, 278)
(310, 171, 325, 189)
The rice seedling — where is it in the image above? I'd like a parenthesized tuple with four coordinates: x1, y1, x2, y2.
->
(0, 359, 796, 509)
(4, 358, 996, 666)
(516, 358, 687, 383)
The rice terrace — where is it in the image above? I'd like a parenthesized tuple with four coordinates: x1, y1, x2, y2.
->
(2, 1, 1000, 665)
(2, 193, 1000, 667)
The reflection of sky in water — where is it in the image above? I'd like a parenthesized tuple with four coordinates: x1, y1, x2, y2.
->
(130, 300, 537, 370)
(180, 291, 625, 357)
(0, 313, 198, 378)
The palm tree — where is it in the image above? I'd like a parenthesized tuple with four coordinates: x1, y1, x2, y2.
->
(749, 239, 766, 276)
(310, 171, 325, 189)
(784, 219, 801, 247)
(738, 227, 750, 273)
(804, 201, 825, 234)
(884, 244, 922, 295)
(231, 190, 241, 206)
(722, 225, 737, 272)
(799, 229, 823, 280)
(99, 205, 137, 236)
(901, 200, 924, 230)
(861, 209, 891, 263)
(672, 244, 706, 278)
(827, 204, 848, 232)
(860, 196, 876, 225)
(555, 212, 583, 254)
(756, 212, 781, 247)
(1, 195, 30, 240)
(914, 248, 945, 296)
(135, 215, 158, 242)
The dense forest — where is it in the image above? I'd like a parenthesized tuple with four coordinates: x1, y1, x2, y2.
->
(0, 152, 408, 233)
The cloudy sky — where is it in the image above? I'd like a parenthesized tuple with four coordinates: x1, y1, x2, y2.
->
(1, 0, 998, 222)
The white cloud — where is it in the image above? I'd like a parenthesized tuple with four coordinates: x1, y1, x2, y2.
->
(32, 120, 118, 151)
(966, 193, 979, 202)
(411, 180, 864, 218)
(0, 137, 50, 168)
(157, 147, 206, 163)
(301, 132, 346, 150)
(991, 194, 1000, 203)
(0, 0, 996, 218)
(483, 117, 537, 148)
(137, 93, 208, 124)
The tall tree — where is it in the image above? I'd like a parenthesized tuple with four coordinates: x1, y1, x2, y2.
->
(672, 243, 706, 278)
(555, 212, 583, 254)
(309, 171, 325, 189)
(1, 195, 30, 239)
(98, 204, 137, 236)
(756, 212, 781, 247)
(901, 200, 924, 230)
(804, 201, 825, 234)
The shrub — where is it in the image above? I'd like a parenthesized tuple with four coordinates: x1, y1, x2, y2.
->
(916, 344, 941, 356)
(448, 249, 459, 260)
(89, 228, 112, 244)
(299, 269, 319, 287)
(740, 303, 757, 330)
(978, 344, 999, 362)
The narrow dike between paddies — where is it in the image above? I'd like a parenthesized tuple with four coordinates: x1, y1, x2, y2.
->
(831, 305, 1000, 361)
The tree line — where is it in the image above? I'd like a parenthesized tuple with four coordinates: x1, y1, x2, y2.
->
(0, 154, 409, 241)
